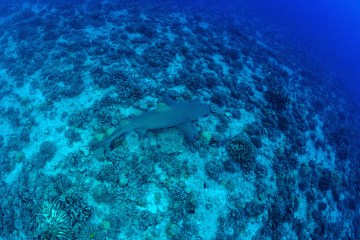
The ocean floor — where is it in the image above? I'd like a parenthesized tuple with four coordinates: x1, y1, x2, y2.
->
(0, 0, 359, 240)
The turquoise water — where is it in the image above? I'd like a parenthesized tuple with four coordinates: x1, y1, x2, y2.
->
(0, 1, 359, 239)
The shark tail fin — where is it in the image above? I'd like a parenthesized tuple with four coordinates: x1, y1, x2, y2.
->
(91, 120, 130, 155)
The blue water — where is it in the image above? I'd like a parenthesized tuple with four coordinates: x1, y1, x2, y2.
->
(236, 0, 360, 104)
(0, 0, 359, 239)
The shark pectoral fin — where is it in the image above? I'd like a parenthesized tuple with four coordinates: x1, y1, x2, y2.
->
(135, 128, 147, 137)
(177, 122, 196, 142)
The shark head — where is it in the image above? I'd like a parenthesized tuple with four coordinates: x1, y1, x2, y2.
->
(187, 102, 210, 120)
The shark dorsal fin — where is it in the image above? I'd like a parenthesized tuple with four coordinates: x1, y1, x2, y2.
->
(162, 94, 177, 105)
(156, 102, 171, 112)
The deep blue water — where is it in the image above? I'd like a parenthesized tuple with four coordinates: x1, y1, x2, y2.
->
(180, 0, 360, 104)
(218, 0, 360, 104)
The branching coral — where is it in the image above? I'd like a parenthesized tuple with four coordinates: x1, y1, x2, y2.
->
(36, 200, 71, 240)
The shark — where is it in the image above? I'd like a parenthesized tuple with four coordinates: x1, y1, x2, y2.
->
(92, 94, 210, 154)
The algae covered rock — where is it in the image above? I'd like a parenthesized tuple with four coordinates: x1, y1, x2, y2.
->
(200, 131, 212, 145)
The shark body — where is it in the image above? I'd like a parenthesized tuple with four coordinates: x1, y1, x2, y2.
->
(92, 95, 209, 154)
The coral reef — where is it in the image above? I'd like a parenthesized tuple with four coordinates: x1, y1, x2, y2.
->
(227, 135, 257, 172)
(0, 1, 358, 239)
